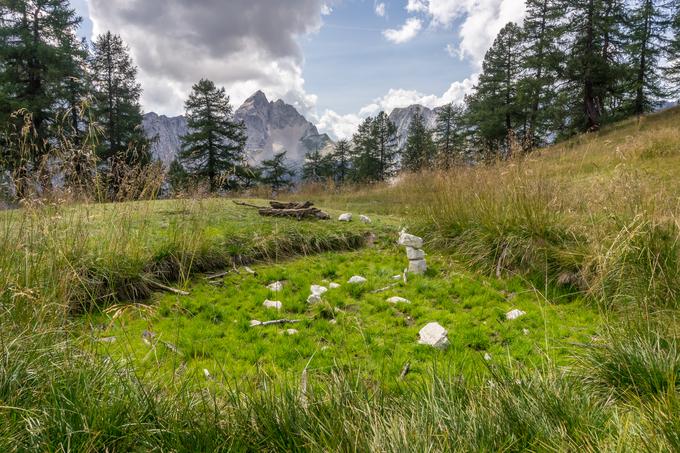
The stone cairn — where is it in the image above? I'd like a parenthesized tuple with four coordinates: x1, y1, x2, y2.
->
(398, 230, 427, 274)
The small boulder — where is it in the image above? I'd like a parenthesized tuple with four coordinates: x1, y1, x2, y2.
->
(418, 322, 449, 349)
(408, 259, 427, 275)
(348, 275, 367, 284)
(267, 281, 284, 292)
(307, 294, 322, 304)
(484, 353, 492, 361)
(522, 328, 530, 336)
(387, 296, 411, 304)
(406, 247, 426, 260)
(285, 329, 299, 335)
(329, 319, 337, 325)
(263, 300, 282, 310)
(310, 285, 328, 296)
(359, 215, 371, 224)
(329, 282, 341, 289)
(203, 369, 212, 380)
(398, 231, 423, 248)
(506, 309, 526, 320)
(338, 213, 353, 222)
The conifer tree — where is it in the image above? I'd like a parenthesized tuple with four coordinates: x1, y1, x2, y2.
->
(466, 22, 526, 157)
(402, 108, 436, 172)
(626, 0, 670, 115)
(0, 0, 85, 194)
(667, 3, 680, 94)
(350, 116, 378, 182)
(434, 103, 466, 166)
(371, 111, 399, 180)
(259, 151, 295, 193)
(520, 0, 564, 147)
(90, 32, 148, 166)
(561, 0, 628, 133)
(302, 148, 333, 183)
(331, 139, 351, 184)
(179, 78, 247, 192)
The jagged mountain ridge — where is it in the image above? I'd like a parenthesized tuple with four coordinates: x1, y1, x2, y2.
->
(143, 91, 333, 168)
(143, 91, 443, 167)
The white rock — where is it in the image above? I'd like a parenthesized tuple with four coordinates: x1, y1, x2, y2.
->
(392, 275, 402, 280)
(250, 320, 262, 327)
(387, 296, 411, 304)
(329, 319, 337, 324)
(286, 329, 299, 335)
(523, 329, 530, 336)
(348, 276, 367, 284)
(267, 281, 284, 292)
(406, 247, 426, 260)
(408, 259, 427, 274)
(307, 294, 322, 304)
(506, 309, 526, 320)
(338, 213, 353, 222)
(310, 285, 328, 296)
(484, 353, 492, 361)
(329, 282, 341, 289)
(418, 322, 449, 349)
(359, 215, 371, 224)
(398, 230, 423, 248)
(263, 300, 282, 310)
(203, 369, 212, 379)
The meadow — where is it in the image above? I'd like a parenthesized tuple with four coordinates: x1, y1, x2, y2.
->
(1, 108, 680, 451)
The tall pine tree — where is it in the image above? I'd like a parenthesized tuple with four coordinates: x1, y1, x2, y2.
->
(259, 150, 295, 193)
(371, 111, 398, 180)
(401, 108, 436, 172)
(466, 22, 527, 157)
(179, 78, 246, 192)
(626, 0, 670, 115)
(434, 103, 466, 166)
(667, 2, 680, 94)
(331, 139, 351, 184)
(90, 32, 148, 167)
(0, 0, 84, 195)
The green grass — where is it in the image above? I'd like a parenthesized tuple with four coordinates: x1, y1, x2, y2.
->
(2, 108, 680, 451)
(88, 245, 599, 386)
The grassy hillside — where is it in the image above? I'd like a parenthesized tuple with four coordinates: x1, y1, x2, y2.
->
(1, 108, 680, 451)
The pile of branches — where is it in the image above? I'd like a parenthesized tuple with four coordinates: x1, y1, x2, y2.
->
(234, 200, 330, 220)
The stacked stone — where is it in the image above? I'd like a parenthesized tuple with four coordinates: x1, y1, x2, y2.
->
(398, 230, 427, 274)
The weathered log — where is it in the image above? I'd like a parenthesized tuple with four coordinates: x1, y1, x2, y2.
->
(269, 201, 314, 210)
(258, 207, 324, 220)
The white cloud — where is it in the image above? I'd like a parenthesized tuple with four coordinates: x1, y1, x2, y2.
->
(321, 4, 333, 15)
(318, 76, 477, 139)
(404, 0, 526, 66)
(383, 17, 422, 44)
(375, 2, 386, 17)
(445, 43, 457, 57)
(87, 0, 326, 115)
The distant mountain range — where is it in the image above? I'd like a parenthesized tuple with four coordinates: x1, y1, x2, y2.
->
(142, 90, 442, 168)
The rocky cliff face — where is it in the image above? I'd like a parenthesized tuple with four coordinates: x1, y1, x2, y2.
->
(143, 90, 332, 169)
(389, 105, 438, 150)
(142, 113, 188, 166)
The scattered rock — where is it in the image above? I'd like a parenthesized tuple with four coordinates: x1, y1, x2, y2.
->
(263, 300, 282, 310)
(484, 353, 492, 361)
(329, 282, 341, 289)
(348, 275, 367, 284)
(96, 336, 117, 343)
(329, 319, 337, 325)
(392, 275, 402, 280)
(406, 247, 426, 260)
(359, 215, 371, 224)
(387, 296, 411, 304)
(250, 320, 263, 327)
(408, 259, 427, 275)
(506, 309, 526, 320)
(523, 328, 530, 336)
(398, 230, 423, 249)
(244, 266, 256, 275)
(286, 329, 299, 335)
(307, 294, 322, 304)
(203, 368, 212, 380)
(338, 213, 353, 222)
(267, 281, 284, 292)
(418, 322, 450, 349)
(310, 285, 328, 296)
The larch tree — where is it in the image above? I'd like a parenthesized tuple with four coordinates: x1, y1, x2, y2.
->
(90, 32, 148, 167)
(401, 108, 436, 172)
(179, 78, 247, 192)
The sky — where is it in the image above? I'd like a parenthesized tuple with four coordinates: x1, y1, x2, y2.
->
(70, 0, 526, 139)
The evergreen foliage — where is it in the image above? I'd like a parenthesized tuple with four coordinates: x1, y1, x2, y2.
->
(434, 103, 466, 166)
(402, 108, 436, 172)
(259, 151, 295, 193)
(179, 78, 246, 192)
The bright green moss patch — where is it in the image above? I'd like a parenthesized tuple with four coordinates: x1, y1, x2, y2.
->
(88, 245, 600, 388)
